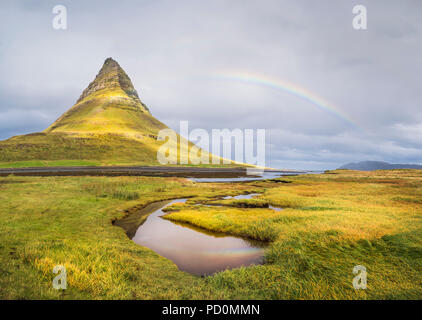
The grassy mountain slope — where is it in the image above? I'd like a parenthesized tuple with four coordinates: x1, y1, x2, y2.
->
(44, 58, 164, 137)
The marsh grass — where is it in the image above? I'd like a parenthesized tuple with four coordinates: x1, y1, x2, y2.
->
(206, 198, 270, 208)
(80, 181, 140, 200)
(0, 170, 421, 299)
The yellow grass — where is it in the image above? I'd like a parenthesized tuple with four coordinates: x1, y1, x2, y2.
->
(0, 170, 421, 299)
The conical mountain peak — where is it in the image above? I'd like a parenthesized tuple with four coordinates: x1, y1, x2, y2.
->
(103, 57, 120, 68)
(1, 57, 224, 166)
(44, 58, 163, 136)
(76, 58, 145, 110)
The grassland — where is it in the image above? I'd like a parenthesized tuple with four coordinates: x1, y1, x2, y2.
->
(0, 132, 160, 165)
(0, 170, 421, 299)
(0, 131, 232, 168)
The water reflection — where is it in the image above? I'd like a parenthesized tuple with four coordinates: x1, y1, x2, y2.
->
(132, 199, 267, 276)
(190, 170, 321, 183)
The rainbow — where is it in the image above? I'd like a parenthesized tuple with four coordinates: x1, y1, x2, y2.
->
(212, 71, 359, 129)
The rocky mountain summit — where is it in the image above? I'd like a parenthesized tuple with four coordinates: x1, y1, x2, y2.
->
(76, 58, 148, 112)
(44, 58, 162, 137)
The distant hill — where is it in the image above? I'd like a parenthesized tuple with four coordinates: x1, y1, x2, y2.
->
(0, 58, 224, 167)
(338, 161, 422, 171)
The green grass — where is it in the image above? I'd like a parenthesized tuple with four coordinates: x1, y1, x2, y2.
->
(0, 160, 102, 168)
(0, 132, 161, 165)
(204, 198, 270, 208)
(45, 86, 165, 136)
(0, 170, 421, 299)
(0, 130, 236, 168)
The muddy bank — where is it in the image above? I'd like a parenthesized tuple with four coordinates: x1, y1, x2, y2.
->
(114, 199, 177, 239)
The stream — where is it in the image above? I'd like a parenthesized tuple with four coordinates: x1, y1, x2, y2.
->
(131, 198, 268, 276)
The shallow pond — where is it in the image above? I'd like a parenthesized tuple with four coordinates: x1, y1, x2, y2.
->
(130, 199, 268, 276)
(189, 170, 323, 183)
(189, 170, 296, 182)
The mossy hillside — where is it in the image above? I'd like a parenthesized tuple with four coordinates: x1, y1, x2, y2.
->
(0, 132, 161, 165)
(0, 58, 226, 166)
(44, 88, 165, 137)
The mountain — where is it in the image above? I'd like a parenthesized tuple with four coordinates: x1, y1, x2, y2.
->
(338, 161, 422, 171)
(0, 58, 216, 167)
(44, 58, 163, 138)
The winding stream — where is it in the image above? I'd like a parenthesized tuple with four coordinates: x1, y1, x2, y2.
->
(130, 199, 268, 276)
(115, 192, 286, 275)
(115, 171, 316, 275)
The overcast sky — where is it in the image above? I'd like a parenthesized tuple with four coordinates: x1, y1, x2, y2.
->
(0, 0, 421, 170)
